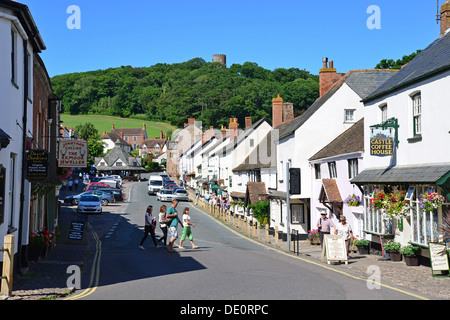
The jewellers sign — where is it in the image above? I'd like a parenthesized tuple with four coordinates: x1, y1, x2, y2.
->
(370, 128, 394, 157)
(58, 140, 88, 168)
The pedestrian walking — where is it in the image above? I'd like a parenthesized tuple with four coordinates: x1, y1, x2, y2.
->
(74, 178, 79, 190)
(158, 205, 169, 247)
(317, 212, 335, 248)
(68, 179, 73, 192)
(139, 205, 159, 250)
(334, 216, 353, 257)
(179, 207, 199, 250)
(166, 199, 182, 253)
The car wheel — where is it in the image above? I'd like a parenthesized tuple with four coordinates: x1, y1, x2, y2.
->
(101, 199, 109, 206)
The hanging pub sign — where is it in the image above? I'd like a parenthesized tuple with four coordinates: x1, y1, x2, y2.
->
(58, 140, 88, 168)
(370, 128, 394, 157)
(26, 149, 49, 182)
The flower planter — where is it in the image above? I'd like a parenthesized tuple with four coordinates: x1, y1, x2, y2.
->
(357, 245, 369, 255)
(387, 251, 402, 262)
(404, 255, 420, 266)
(309, 237, 321, 245)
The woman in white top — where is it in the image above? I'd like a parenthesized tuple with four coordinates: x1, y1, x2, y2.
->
(139, 205, 158, 249)
(178, 207, 199, 249)
(335, 216, 353, 257)
(158, 205, 168, 247)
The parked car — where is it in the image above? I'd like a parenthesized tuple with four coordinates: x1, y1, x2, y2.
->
(99, 179, 121, 189)
(77, 195, 102, 214)
(156, 189, 176, 202)
(64, 190, 115, 206)
(173, 188, 189, 201)
(163, 180, 175, 188)
(167, 184, 178, 190)
(85, 182, 112, 191)
(98, 188, 123, 202)
(148, 175, 164, 195)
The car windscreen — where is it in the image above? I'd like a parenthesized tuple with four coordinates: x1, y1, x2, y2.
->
(150, 180, 163, 186)
(80, 196, 100, 202)
(163, 190, 173, 194)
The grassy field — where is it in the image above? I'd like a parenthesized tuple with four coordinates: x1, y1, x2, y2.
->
(60, 114, 178, 139)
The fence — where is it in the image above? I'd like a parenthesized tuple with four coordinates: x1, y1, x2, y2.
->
(191, 194, 300, 255)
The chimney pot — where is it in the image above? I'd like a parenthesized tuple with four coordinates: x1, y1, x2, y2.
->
(440, 0, 450, 37)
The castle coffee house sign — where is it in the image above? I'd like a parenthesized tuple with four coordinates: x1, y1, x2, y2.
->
(58, 140, 88, 168)
(370, 128, 394, 157)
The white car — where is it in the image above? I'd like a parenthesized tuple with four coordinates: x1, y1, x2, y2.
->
(77, 195, 102, 214)
(148, 175, 164, 195)
(156, 189, 176, 202)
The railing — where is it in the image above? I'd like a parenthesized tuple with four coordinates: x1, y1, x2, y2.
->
(191, 194, 300, 255)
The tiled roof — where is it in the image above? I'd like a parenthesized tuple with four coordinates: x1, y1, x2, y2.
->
(321, 179, 343, 203)
(309, 118, 364, 161)
(245, 182, 268, 205)
(364, 32, 450, 102)
(275, 70, 395, 140)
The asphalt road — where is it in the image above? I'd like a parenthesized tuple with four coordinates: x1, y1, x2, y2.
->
(74, 177, 421, 301)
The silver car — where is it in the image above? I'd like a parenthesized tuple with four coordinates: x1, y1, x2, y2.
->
(156, 189, 175, 202)
(77, 195, 102, 214)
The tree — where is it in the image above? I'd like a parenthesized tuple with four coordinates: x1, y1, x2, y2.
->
(375, 50, 423, 70)
(75, 122, 105, 166)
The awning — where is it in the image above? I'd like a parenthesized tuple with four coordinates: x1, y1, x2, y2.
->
(351, 164, 450, 201)
(351, 164, 450, 184)
(320, 179, 343, 203)
(0, 128, 12, 149)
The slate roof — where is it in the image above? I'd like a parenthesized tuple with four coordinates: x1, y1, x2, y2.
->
(351, 164, 450, 184)
(94, 146, 144, 171)
(364, 31, 450, 102)
(275, 70, 396, 141)
(102, 132, 130, 146)
(309, 118, 364, 161)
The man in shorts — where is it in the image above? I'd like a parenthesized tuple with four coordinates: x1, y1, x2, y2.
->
(166, 199, 182, 253)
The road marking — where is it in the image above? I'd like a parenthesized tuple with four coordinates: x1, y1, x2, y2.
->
(191, 202, 430, 300)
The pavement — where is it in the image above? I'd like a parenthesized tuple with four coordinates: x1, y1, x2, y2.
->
(3, 180, 450, 300)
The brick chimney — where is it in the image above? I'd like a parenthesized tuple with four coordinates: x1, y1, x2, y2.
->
(272, 94, 284, 128)
(283, 102, 294, 123)
(319, 58, 346, 98)
(220, 126, 227, 139)
(245, 117, 252, 129)
(112, 124, 115, 129)
(441, 0, 450, 37)
(160, 130, 164, 139)
(188, 118, 195, 126)
(229, 118, 239, 140)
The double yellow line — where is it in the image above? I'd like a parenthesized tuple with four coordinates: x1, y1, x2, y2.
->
(65, 223, 102, 300)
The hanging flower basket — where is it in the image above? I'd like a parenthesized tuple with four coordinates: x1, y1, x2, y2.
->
(383, 190, 410, 219)
(344, 194, 361, 207)
(419, 192, 445, 212)
(369, 189, 386, 210)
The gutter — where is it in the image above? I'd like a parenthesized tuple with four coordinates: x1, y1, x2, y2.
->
(0, 12, 28, 40)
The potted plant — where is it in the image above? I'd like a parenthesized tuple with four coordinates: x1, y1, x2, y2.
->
(307, 229, 320, 245)
(400, 245, 421, 266)
(384, 241, 402, 261)
(28, 229, 58, 261)
(369, 189, 386, 211)
(344, 194, 361, 207)
(419, 192, 445, 212)
(353, 236, 370, 254)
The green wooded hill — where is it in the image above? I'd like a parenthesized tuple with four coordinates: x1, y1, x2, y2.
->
(51, 58, 319, 129)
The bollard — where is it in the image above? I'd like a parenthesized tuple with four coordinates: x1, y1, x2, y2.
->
(1, 234, 15, 297)
(257, 222, 261, 241)
(238, 215, 241, 231)
(252, 220, 256, 238)
(265, 224, 269, 244)
(275, 226, 279, 247)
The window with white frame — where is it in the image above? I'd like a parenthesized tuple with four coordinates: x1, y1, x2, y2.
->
(314, 163, 321, 180)
(328, 161, 337, 178)
(344, 109, 355, 123)
(412, 93, 422, 136)
(348, 159, 358, 179)
(291, 204, 305, 224)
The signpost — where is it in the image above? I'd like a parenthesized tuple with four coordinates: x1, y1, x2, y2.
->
(429, 242, 450, 277)
(26, 149, 49, 182)
(324, 234, 348, 265)
(58, 140, 88, 168)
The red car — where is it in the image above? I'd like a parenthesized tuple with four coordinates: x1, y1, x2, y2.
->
(85, 182, 112, 191)
(167, 184, 178, 190)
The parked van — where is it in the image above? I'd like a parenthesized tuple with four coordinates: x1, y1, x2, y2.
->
(100, 179, 121, 189)
(148, 175, 163, 195)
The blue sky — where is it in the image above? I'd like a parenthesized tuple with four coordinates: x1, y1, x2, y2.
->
(25, 0, 443, 77)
